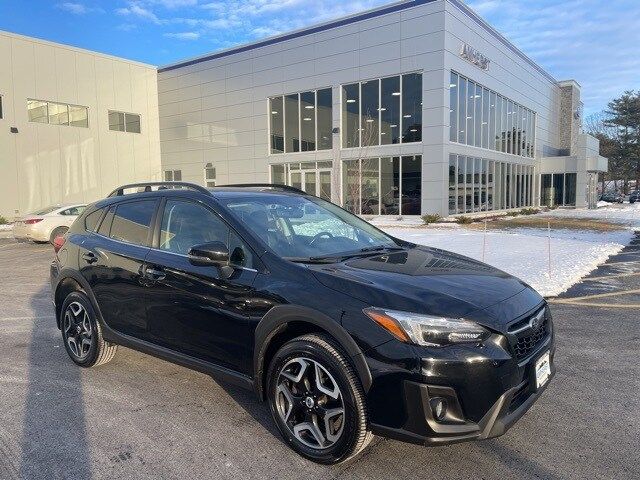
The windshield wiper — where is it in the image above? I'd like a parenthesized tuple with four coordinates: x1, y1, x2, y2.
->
(305, 246, 404, 263)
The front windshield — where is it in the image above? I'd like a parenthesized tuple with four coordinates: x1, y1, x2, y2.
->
(219, 193, 398, 259)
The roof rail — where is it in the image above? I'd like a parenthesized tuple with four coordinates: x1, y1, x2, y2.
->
(220, 183, 306, 194)
(107, 181, 211, 197)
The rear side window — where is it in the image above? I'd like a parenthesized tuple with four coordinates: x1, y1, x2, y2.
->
(97, 208, 115, 236)
(109, 201, 156, 246)
(84, 208, 104, 232)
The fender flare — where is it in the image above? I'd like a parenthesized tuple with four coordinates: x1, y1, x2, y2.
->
(53, 269, 107, 330)
(253, 305, 373, 399)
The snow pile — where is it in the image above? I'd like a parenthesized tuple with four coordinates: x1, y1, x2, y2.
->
(0, 224, 12, 232)
(381, 225, 633, 297)
(548, 203, 640, 228)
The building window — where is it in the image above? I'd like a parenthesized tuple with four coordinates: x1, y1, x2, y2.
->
(109, 110, 141, 133)
(204, 165, 216, 187)
(449, 72, 535, 158)
(540, 173, 576, 207)
(269, 88, 332, 154)
(269, 161, 333, 201)
(341, 156, 421, 216)
(164, 170, 182, 181)
(341, 73, 422, 148)
(449, 154, 534, 214)
(27, 99, 88, 127)
(0, 95, 3, 119)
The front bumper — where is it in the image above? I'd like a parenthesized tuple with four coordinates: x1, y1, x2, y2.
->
(367, 333, 556, 446)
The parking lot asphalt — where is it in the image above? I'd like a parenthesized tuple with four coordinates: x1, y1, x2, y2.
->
(0, 241, 638, 480)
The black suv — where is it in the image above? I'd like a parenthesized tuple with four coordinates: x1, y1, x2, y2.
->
(50, 182, 555, 464)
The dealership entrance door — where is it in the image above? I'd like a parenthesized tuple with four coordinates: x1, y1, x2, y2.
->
(289, 165, 332, 201)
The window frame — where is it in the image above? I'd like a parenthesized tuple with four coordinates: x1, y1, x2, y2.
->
(108, 110, 142, 134)
(26, 98, 89, 128)
(204, 165, 216, 188)
(449, 71, 536, 158)
(268, 86, 333, 155)
(93, 200, 158, 247)
(340, 71, 423, 149)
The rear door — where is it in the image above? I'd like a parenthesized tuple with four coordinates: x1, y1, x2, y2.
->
(79, 199, 158, 341)
(143, 197, 259, 373)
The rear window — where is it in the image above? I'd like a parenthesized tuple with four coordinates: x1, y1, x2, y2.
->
(84, 208, 104, 232)
(109, 201, 156, 246)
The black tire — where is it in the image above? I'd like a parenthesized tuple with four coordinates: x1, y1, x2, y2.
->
(50, 226, 68, 245)
(60, 291, 117, 367)
(266, 334, 372, 464)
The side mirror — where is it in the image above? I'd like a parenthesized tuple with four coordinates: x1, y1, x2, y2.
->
(188, 241, 229, 267)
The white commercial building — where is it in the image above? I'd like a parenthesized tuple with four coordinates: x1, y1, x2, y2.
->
(0, 0, 607, 220)
(0, 31, 161, 219)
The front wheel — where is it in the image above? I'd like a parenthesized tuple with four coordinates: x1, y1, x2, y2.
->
(60, 291, 117, 367)
(266, 334, 372, 464)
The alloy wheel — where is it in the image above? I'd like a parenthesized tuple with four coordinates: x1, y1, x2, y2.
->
(275, 357, 345, 449)
(63, 301, 93, 360)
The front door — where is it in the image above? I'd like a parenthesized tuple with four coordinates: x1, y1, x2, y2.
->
(144, 198, 258, 373)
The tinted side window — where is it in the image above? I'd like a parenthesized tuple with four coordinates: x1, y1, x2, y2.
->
(84, 208, 104, 232)
(160, 200, 228, 255)
(109, 201, 156, 246)
(159, 200, 255, 268)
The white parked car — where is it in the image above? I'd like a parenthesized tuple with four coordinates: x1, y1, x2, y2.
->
(13, 204, 86, 244)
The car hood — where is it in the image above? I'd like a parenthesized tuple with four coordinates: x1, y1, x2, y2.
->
(308, 246, 542, 328)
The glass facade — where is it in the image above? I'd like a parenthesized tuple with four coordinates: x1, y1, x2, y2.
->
(540, 173, 576, 207)
(449, 72, 535, 158)
(27, 99, 89, 128)
(341, 73, 422, 148)
(448, 154, 535, 214)
(342, 156, 421, 216)
(269, 88, 333, 154)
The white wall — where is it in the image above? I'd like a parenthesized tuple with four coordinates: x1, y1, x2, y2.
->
(0, 31, 161, 219)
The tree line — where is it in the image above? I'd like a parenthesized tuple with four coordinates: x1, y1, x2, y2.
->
(585, 91, 640, 193)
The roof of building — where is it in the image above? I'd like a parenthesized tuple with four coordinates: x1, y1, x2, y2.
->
(158, 0, 557, 84)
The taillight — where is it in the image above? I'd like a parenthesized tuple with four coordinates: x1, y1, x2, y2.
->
(53, 235, 66, 254)
(24, 218, 43, 225)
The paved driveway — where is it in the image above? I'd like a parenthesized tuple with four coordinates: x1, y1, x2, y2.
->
(0, 241, 638, 479)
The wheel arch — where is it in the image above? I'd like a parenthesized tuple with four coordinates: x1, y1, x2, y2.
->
(253, 305, 372, 401)
(53, 269, 102, 329)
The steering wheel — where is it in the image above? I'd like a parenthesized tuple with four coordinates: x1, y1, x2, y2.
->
(309, 231, 334, 246)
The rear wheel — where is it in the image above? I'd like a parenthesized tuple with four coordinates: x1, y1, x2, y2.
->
(266, 334, 372, 464)
(60, 291, 117, 367)
(50, 226, 68, 245)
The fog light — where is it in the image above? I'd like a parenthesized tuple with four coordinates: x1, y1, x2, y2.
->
(429, 397, 447, 421)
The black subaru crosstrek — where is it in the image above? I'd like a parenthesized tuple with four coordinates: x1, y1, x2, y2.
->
(50, 182, 555, 464)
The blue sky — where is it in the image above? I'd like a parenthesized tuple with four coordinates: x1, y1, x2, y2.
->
(1, 0, 639, 114)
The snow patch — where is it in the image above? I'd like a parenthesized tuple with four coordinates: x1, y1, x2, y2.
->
(381, 226, 633, 297)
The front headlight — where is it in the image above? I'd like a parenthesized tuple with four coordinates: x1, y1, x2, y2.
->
(363, 307, 490, 347)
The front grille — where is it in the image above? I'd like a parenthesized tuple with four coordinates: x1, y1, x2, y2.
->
(512, 311, 550, 360)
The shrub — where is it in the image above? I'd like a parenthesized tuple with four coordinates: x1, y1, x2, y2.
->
(421, 213, 441, 225)
(0, 216, 7, 225)
(505, 211, 520, 217)
(520, 208, 540, 215)
(456, 216, 474, 224)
